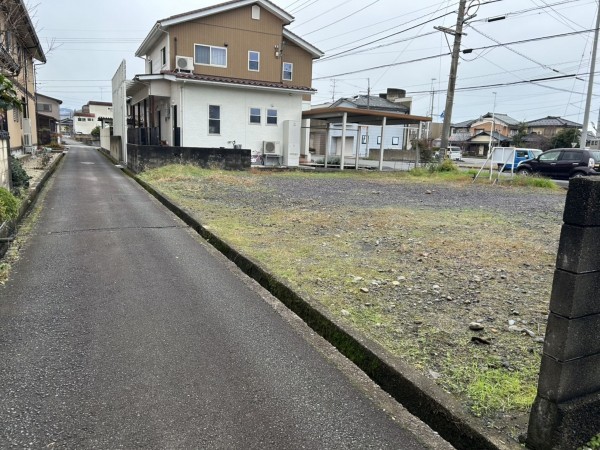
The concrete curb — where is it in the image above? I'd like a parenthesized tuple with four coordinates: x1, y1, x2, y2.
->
(98, 150, 515, 450)
(0, 152, 65, 258)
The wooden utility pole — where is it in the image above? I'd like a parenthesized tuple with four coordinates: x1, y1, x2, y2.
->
(439, 0, 467, 152)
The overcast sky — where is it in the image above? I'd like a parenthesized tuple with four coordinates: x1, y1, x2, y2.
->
(33, 0, 599, 127)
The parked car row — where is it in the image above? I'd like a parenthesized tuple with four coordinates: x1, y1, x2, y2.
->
(516, 148, 600, 179)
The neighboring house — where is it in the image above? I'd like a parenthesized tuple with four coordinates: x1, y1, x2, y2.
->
(310, 88, 421, 157)
(466, 130, 511, 156)
(449, 113, 519, 155)
(36, 93, 62, 144)
(59, 117, 73, 136)
(470, 113, 520, 138)
(123, 0, 323, 162)
(0, 0, 45, 159)
(526, 116, 581, 138)
(73, 101, 113, 134)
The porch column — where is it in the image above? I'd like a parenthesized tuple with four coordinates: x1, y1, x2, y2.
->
(325, 123, 331, 168)
(378, 117, 387, 171)
(340, 112, 348, 170)
(355, 125, 361, 170)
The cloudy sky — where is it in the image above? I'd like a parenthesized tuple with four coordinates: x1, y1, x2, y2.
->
(32, 0, 599, 127)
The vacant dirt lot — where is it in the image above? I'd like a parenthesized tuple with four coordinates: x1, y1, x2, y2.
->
(141, 166, 566, 444)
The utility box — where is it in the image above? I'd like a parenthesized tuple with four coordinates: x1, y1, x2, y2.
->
(283, 120, 301, 167)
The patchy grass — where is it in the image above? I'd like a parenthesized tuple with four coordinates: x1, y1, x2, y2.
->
(141, 165, 562, 440)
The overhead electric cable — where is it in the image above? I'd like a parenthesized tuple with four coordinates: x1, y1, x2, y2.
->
(301, 0, 382, 37)
(317, 11, 455, 61)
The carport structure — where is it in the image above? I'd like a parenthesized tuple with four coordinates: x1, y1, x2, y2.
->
(302, 106, 431, 171)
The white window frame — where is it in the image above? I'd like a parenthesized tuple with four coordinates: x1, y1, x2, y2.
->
(194, 44, 227, 68)
(209, 104, 221, 135)
(283, 62, 293, 81)
(249, 107, 261, 125)
(266, 109, 278, 126)
(248, 51, 260, 72)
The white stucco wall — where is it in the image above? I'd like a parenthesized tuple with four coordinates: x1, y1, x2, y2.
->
(89, 104, 113, 119)
(178, 84, 304, 153)
(73, 116, 98, 134)
(327, 123, 407, 157)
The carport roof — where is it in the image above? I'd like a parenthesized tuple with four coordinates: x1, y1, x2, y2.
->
(302, 107, 430, 126)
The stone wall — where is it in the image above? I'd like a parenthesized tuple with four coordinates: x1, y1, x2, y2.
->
(127, 144, 250, 173)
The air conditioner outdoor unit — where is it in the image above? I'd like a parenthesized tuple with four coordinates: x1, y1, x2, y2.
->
(23, 133, 32, 147)
(175, 55, 193, 72)
(263, 140, 281, 155)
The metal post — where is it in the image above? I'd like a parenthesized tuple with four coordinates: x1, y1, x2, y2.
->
(580, 3, 600, 148)
(325, 123, 330, 168)
(489, 92, 497, 180)
(439, 0, 467, 152)
(355, 125, 361, 170)
(340, 112, 347, 170)
(379, 117, 387, 171)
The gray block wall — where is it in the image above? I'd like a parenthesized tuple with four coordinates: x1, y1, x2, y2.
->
(527, 177, 600, 449)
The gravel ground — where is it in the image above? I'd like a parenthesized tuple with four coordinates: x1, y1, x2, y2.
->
(142, 167, 567, 445)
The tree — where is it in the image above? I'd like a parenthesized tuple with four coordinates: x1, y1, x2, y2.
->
(551, 128, 580, 149)
(91, 126, 100, 137)
(0, 73, 21, 110)
(511, 122, 528, 147)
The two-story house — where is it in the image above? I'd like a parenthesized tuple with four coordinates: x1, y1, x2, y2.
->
(525, 116, 581, 138)
(0, 0, 45, 159)
(449, 113, 519, 155)
(36, 93, 62, 145)
(73, 101, 113, 135)
(124, 0, 323, 158)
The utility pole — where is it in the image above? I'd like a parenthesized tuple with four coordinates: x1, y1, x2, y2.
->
(580, 2, 600, 148)
(439, 0, 467, 153)
(331, 79, 337, 103)
(367, 78, 371, 109)
(428, 78, 436, 138)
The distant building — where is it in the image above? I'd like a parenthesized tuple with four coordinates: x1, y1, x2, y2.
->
(73, 101, 113, 135)
(36, 94, 62, 145)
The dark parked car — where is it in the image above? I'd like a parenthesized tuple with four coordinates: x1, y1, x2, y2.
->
(516, 148, 600, 179)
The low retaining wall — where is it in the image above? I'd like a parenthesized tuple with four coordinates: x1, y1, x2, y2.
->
(0, 152, 64, 258)
(127, 144, 251, 173)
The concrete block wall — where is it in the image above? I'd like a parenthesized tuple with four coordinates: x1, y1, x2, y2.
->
(127, 144, 251, 173)
(527, 177, 600, 449)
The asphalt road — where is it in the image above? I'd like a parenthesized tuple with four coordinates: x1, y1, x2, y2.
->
(0, 146, 444, 449)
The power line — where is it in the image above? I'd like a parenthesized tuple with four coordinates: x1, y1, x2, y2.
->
(314, 28, 596, 80)
(317, 11, 455, 61)
(301, 0, 383, 37)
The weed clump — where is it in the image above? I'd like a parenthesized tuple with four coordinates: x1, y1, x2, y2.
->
(0, 187, 19, 223)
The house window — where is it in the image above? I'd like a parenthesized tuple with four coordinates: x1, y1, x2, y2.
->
(195, 44, 227, 67)
(37, 103, 52, 112)
(209, 105, 221, 134)
(283, 62, 293, 81)
(377, 136, 382, 145)
(248, 51, 260, 72)
(392, 136, 399, 145)
(252, 5, 260, 20)
(267, 109, 277, 125)
(149, 59, 153, 74)
(161, 47, 166, 66)
(249, 107, 261, 124)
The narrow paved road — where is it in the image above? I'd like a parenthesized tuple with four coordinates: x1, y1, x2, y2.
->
(0, 146, 444, 448)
